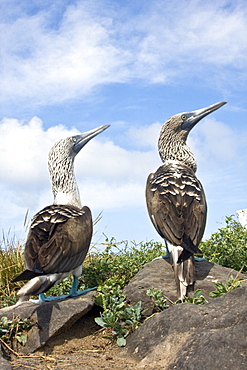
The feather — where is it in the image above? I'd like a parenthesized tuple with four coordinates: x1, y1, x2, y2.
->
(146, 102, 226, 299)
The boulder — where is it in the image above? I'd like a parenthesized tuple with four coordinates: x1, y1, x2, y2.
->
(0, 291, 96, 353)
(126, 284, 247, 369)
(123, 258, 246, 313)
(125, 259, 247, 369)
(0, 348, 11, 370)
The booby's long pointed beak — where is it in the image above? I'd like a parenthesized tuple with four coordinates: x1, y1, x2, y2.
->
(73, 124, 110, 154)
(182, 101, 227, 132)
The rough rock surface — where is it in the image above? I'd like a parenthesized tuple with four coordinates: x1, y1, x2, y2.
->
(124, 259, 247, 369)
(126, 284, 247, 369)
(0, 291, 96, 354)
(0, 347, 11, 370)
(123, 258, 245, 314)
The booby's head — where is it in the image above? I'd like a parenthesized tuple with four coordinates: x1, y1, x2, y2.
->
(48, 124, 110, 207)
(158, 102, 227, 171)
(49, 125, 110, 161)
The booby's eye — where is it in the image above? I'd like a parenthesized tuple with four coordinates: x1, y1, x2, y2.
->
(181, 115, 187, 120)
(72, 137, 77, 142)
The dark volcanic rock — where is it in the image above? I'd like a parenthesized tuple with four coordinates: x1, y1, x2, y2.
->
(0, 347, 11, 370)
(0, 291, 96, 353)
(123, 258, 246, 313)
(127, 285, 247, 369)
(126, 264, 247, 370)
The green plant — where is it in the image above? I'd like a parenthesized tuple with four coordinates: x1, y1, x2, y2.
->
(47, 276, 74, 296)
(209, 276, 242, 298)
(82, 238, 165, 290)
(95, 284, 143, 346)
(199, 216, 247, 273)
(86, 239, 164, 346)
(146, 288, 168, 311)
(0, 316, 34, 346)
(175, 289, 208, 305)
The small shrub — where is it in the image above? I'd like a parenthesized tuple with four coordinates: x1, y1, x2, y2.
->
(199, 216, 247, 273)
(0, 316, 34, 346)
(82, 238, 165, 289)
(146, 288, 168, 311)
(47, 276, 73, 297)
(209, 276, 242, 298)
(177, 289, 208, 305)
(95, 284, 143, 346)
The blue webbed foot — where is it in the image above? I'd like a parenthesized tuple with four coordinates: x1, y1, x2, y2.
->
(68, 276, 97, 297)
(29, 288, 97, 303)
(29, 293, 70, 303)
(68, 287, 97, 298)
(29, 275, 97, 303)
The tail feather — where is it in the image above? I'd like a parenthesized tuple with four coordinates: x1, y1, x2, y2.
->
(12, 269, 44, 282)
(180, 235, 202, 259)
(16, 274, 59, 304)
(170, 246, 195, 300)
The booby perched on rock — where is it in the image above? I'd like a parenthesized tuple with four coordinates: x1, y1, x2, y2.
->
(146, 102, 226, 300)
(13, 124, 110, 304)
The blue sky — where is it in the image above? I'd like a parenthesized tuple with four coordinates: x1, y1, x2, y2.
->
(0, 0, 246, 247)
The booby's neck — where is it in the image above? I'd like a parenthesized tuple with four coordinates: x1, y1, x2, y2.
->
(158, 128, 197, 172)
(48, 150, 82, 209)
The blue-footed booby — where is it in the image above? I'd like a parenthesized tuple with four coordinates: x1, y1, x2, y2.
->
(12, 124, 110, 304)
(146, 102, 226, 300)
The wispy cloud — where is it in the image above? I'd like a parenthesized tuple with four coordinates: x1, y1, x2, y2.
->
(0, 0, 247, 109)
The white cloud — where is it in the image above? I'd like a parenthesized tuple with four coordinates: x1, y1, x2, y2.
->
(189, 117, 245, 168)
(0, 117, 160, 235)
(126, 122, 161, 149)
(0, 1, 131, 106)
(0, 0, 247, 108)
(0, 117, 76, 186)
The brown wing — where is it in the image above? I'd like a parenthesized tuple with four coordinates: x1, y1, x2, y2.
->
(146, 163, 207, 249)
(24, 204, 92, 274)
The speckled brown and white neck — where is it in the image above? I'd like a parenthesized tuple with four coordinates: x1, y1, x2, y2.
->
(158, 116, 197, 172)
(48, 137, 82, 208)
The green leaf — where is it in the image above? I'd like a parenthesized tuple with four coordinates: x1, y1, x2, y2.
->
(193, 289, 203, 298)
(94, 317, 108, 328)
(95, 294, 104, 307)
(0, 316, 8, 326)
(116, 337, 126, 347)
(15, 333, 27, 346)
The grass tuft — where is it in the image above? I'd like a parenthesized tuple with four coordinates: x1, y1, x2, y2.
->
(0, 233, 25, 307)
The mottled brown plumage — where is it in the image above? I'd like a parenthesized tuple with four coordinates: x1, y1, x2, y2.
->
(24, 205, 92, 276)
(146, 102, 226, 299)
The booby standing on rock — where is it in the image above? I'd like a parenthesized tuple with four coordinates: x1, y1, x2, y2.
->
(146, 102, 226, 300)
(12, 124, 110, 304)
